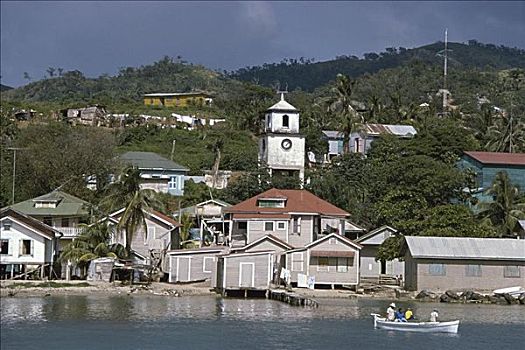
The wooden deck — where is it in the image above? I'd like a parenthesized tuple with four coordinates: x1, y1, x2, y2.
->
(268, 289, 318, 307)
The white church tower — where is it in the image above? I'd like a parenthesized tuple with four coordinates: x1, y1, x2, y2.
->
(258, 93, 305, 184)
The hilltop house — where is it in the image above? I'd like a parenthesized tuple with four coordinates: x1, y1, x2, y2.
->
(322, 123, 417, 160)
(62, 105, 107, 126)
(1, 208, 61, 279)
(458, 151, 525, 195)
(143, 92, 212, 107)
(402, 236, 525, 292)
(120, 151, 189, 196)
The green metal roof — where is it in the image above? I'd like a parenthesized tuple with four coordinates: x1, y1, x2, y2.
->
(7, 190, 91, 217)
(120, 151, 189, 172)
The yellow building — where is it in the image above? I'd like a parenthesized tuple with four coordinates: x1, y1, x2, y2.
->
(143, 92, 212, 107)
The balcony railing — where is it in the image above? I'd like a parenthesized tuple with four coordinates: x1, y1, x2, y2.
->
(55, 227, 83, 238)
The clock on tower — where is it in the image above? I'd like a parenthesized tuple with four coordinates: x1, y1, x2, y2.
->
(258, 92, 305, 185)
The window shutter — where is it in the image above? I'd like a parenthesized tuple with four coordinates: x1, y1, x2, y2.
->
(31, 240, 34, 256)
(19, 239, 23, 256)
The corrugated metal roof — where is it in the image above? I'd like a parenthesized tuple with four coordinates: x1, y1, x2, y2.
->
(322, 124, 416, 139)
(365, 124, 417, 137)
(322, 130, 343, 139)
(143, 92, 210, 97)
(463, 151, 525, 166)
(120, 151, 189, 171)
(405, 236, 525, 261)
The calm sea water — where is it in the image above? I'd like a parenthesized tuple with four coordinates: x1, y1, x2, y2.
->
(1, 295, 524, 350)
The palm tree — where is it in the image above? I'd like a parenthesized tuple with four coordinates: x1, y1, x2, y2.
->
(59, 222, 126, 277)
(328, 74, 364, 153)
(485, 113, 525, 153)
(102, 166, 161, 255)
(479, 171, 525, 237)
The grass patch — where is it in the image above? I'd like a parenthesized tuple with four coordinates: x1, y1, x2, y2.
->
(6, 282, 91, 289)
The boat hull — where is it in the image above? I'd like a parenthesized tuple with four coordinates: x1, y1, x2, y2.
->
(371, 314, 459, 334)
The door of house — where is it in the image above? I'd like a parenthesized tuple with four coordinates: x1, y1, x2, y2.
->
(177, 257, 191, 282)
(239, 263, 254, 288)
(380, 259, 387, 274)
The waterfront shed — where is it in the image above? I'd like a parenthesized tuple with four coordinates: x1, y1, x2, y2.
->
(213, 251, 274, 294)
(402, 236, 525, 292)
(167, 247, 227, 283)
(356, 226, 404, 279)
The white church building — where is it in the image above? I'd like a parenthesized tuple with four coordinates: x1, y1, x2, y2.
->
(258, 94, 305, 184)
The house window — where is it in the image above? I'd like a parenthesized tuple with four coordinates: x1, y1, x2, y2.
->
(277, 222, 286, 230)
(238, 222, 247, 230)
(43, 217, 53, 226)
(504, 266, 521, 278)
(282, 114, 289, 128)
(146, 226, 156, 243)
(337, 258, 348, 272)
(61, 218, 69, 227)
(429, 263, 446, 276)
(291, 252, 304, 272)
(329, 238, 337, 245)
(317, 257, 329, 272)
(465, 264, 482, 277)
(292, 216, 301, 234)
(2, 219, 11, 230)
(264, 222, 274, 231)
(20, 239, 32, 256)
(0, 240, 9, 255)
(168, 177, 177, 189)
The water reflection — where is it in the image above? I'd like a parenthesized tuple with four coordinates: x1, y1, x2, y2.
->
(1, 295, 524, 325)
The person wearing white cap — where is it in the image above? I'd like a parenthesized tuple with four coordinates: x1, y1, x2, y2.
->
(386, 302, 396, 321)
(430, 309, 439, 322)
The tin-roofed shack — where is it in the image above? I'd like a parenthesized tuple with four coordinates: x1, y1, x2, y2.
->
(402, 236, 525, 292)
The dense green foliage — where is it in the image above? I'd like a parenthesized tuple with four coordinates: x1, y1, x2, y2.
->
(230, 41, 525, 91)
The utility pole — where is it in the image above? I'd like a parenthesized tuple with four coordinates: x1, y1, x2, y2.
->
(7, 147, 28, 204)
(170, 139, 176, 161)
(437, 29, 452, 116)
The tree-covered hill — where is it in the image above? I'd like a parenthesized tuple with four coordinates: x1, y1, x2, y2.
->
(1, 56, 246, 106)
(0, 84, 13, 92)
(230, 41, 525, 91)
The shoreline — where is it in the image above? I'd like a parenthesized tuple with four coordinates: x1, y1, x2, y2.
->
(1, 281, 523, 306)
(0, 280, 399, 300)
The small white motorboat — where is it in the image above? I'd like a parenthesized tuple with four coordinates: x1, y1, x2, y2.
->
(493, 286, 525, 299)
(371, 314, 460, 334)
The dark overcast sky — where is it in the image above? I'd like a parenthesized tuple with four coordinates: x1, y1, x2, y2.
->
(1, 1, 524, 87)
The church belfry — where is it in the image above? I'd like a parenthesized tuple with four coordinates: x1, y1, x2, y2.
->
(258, 92, 305, 185)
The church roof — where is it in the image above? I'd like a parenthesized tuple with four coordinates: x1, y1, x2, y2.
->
(267, 94, 297, 112)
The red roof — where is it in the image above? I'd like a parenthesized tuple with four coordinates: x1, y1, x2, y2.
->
(464, 151, 525, 166)
(226, 188, 349, 217)
(151, 210, 181, 227)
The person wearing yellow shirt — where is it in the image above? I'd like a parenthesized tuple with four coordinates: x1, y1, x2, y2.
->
(405, 308, 413, 321)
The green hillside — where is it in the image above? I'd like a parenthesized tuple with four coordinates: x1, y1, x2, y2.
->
(230, 41, 525, 91)
(1, 56, 244, 108)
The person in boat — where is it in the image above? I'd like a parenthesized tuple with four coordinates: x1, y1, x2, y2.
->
(386, 303, 396, 321)
(405, 308, 413, 321)
(395, 308, 407, 322)
(430, 309, 439, 322)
